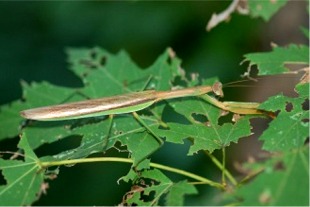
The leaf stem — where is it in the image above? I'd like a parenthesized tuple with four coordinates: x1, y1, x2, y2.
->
(39, 157, 224, 189)
(222, 148, 226, 186)
(205, 151, 238, 186)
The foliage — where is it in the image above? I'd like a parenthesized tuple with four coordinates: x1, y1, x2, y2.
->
(247, 0, 288, 21)
(0, 1, 309, 206)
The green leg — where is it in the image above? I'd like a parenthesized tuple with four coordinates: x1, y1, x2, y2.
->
(132, 111, 163, 166)
(102, 114, 114, 151)
(200, 94, 265, 115)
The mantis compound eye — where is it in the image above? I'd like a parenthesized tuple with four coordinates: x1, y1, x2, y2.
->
(212, 82, 224, 97)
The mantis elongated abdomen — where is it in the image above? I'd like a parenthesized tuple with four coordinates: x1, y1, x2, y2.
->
(20, 84, 217, 121)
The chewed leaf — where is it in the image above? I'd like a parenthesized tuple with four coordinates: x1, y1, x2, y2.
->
(258, 83, 309, 151)
(157, 117, 251, 155)
(66, 47, 179, 99)
(165, 180, 197, 206)
(15, 47, 181, 164)
(21, 81, 81, 107)
(247, 0, 288, 21)
(0, 81, 78, 141)
(52, 114, 161, 166)
(0, 136, 44, 206)
(122, 169, 197, 206)
(243, 44, 309, 75)
(155, 97, 252, 154)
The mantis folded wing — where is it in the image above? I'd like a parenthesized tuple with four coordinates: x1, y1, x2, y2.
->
(20, 82, 226, 121)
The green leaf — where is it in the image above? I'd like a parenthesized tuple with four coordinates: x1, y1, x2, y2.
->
(66, 47, 177, 99)
(258, 83, 309, 151)
(248, 0, 288, 21)
(52, 114, 161, 165)
(236, 147, 309, 206)
(0, 135, 44, 205)
(17, 47, 183, 166)
(301, 27, 309, 39)
(19, 81, 83, 149)
(165, 180, 197, 206)
(155, 97, 252, 154)
(0, 81, 75, 141)
(243, 44, 309, 75)
(121, 159, 151, 183)
(123, 169, 197, 206)
(0, 100, 25, 140)
(21, 81, 81, 107)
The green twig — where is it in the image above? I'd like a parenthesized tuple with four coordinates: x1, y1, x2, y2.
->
(39, 157, 224, 189)
(205, 151, 238, 186)
(222, 148, 226, 186)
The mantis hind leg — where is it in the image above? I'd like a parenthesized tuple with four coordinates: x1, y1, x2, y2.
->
(132, 111, 163, 167)
(102, 114, 114, 152)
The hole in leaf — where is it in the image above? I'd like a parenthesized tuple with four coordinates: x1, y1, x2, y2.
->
(113, 141, 128, 153)
(139, 190, 156, 204)
(301, 118, 309, 123)
(0, 136, 19, 152)
(171, 76, 187, 87)
(191, 113, 208, 123)
(100, 56, 107, 66)
(0, 170, 6, 185)
(285, 102, 293, 112)
(121, 185, 144, 206)
(218, 112, 234, 125)
(274, 110, 280, 117)
(0, 137, 25, 161)
(160, 101, 191, 124)
(135, 178, 159, 202)
(302, 98, 309, 111)
(90, 50, 97, 59)
(273, 161, 285, 171)
(34, 135, 82, 157)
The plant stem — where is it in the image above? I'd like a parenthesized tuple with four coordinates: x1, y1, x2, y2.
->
(222, 148, 226, 186)
(39, 157, 224, 189)
(205, 151, 238, 186)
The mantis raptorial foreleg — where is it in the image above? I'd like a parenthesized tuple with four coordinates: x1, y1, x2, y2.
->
(200, 94, 263, 115)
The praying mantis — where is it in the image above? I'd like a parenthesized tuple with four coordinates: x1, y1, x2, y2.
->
(20, 82, 264, 121)
(20, 81, 267, 165)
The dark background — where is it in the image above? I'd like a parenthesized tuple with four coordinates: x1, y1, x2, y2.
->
(0, 1, 308, 205)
